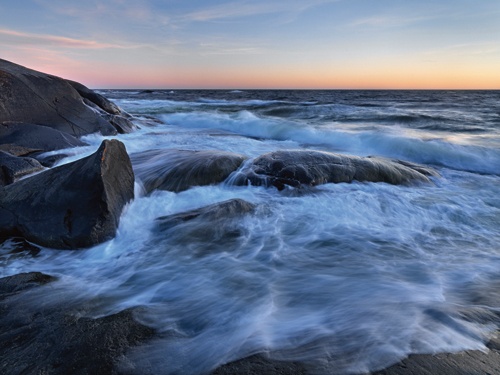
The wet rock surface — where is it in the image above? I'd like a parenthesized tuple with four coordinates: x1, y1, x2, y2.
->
(131, 149, 248, 193)
(157, 198, 256, 230)
(0, 121, 87, 156)
(232, 150, 440, 190)
(67, 79, 131, 118)
(0, 150, 44, 187)
(0, 139, 134, 249)
(0, 272, 155, 375)
(154, 199, 256, 257)
(0, 58, 117, 136)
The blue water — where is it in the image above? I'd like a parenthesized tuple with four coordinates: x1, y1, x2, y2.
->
(2, 90, 500, 374)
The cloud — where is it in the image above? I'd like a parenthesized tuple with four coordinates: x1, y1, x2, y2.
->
(183, 0, 339, 22)
(0, 29, 132, 49)
(424, 42, 500, 56)
(32, 0, 155, 23)
(349, 15, 434, 29)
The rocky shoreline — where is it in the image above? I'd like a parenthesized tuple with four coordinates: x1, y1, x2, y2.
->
(1, 58, 499, 374)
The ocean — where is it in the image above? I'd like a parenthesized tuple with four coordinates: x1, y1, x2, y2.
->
(2, 89, 500, 374)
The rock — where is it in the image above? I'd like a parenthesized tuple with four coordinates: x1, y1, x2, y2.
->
(0, 139, 134, 249)
(131, 149, 249, 193)
(102, 114, 139, 134)
(0, 58, 117, 137)
(154, 199, 256, 256)
(232, 150, 440, 190)
(157, 198, 256, 231)
(370, 342, 500, 375)
(0, 121, 87, 156)
(67, 79, 131, 118)
(0, 151, 44, 186)
(211, 354, 307, 375)
(0, 272, 57, 299)
(29, 152, 69, 168)
(0, 272, 155, 375)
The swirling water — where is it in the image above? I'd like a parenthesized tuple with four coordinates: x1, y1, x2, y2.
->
(2, 90, 500, 374)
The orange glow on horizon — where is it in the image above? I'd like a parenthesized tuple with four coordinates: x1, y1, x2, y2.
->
(4, 52, 499, 90)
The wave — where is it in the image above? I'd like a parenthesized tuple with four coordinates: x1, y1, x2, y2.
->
(160, 110, 500, 175)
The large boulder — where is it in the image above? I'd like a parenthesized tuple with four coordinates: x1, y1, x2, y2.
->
(0, 151, 44, 187)
(131, 149, 249, 193)
(0, 139, 134, 249)
(0, 272, 155, 375)
(0, 58, 117, 136)
(232, 150, 440, 190)
(0, 121, 87, 156)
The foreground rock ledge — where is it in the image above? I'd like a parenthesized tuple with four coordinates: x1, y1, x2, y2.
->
(233, 150, 440, 190)
(0, 139, 134, 249)
(0, 272, 155, 375)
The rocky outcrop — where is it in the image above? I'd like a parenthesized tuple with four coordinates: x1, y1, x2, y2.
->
(0, 58, 117, 136)
(0, 272, 155, 375)
(131, 149, 249, 193)
(66, 80, 139, 134)
(0, 272, 57, 298)
(102, 114, 139, 134)
(66, 79, 130, 118)
(156, 198, 256, 231)
(232, 150, 440, 190)
(0, 151, 44, 187)
(0, 121, 87, 156)
(0, 139, 134, 249)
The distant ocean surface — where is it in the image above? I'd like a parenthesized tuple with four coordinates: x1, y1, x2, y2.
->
(2, 90, 500, 374)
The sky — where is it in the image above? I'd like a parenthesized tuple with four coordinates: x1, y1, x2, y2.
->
(0, 0, 499, 89)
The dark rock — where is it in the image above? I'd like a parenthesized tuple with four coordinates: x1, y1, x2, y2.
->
(0, 272, 155, 375)
(0, 121, 87, 156)
(67, 79, 131, 118)
(154, 199, 256, 256)
(0, 58, 117, 136)
(0, 143, 40, 156)
(370, 334, 500, 375)
(0, 150, 44, 186)
(102, 114, 139, 134)
(0, 271, 56, 298)
(233, 150, 440, 190)
(0, 237, 42, 260)
(211, 354, 307, 375)
(136, 114, 165, 125)
(0, 139, 134, 249)
(131, 149, 249, 193)
(29, 152, 68, 168)
(157, 198, 256, 230)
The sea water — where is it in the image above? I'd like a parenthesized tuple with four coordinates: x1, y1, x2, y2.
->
(1, 90, 500, 374)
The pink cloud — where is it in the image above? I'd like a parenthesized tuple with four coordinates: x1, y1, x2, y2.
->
(0, 29, 128, 49)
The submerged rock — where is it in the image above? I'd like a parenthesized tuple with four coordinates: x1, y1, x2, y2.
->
(102, 114, 139, 134)
(0, 139, 134, 249)
(0, 121, 87, 156)
(157, 198, 256, 230)
(232, 150, 440, 190)
(131, 149, 249, 193)
(0, 151, 44, 187)
(0, 272, 56, 298)
(154, 199, 256, 256)
(0, 58, 117, 137)
(0, 272, 155, 375)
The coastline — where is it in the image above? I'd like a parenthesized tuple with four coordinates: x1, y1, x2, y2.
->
(2, 59, 500, 374)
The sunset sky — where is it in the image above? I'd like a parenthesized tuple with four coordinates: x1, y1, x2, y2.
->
(1, 0, 499, 89)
